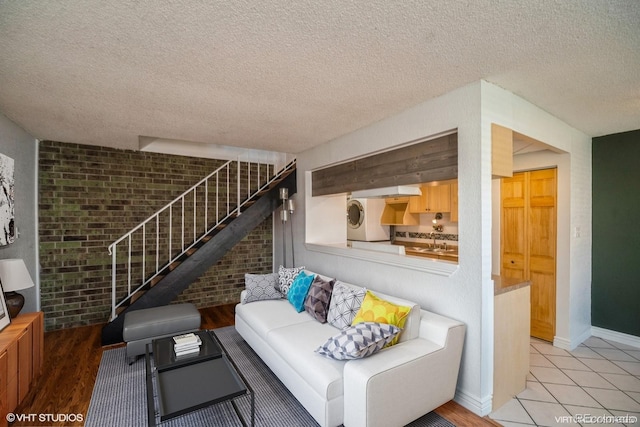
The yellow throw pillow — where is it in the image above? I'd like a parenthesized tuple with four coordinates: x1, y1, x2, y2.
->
(351, 291, 411, 346)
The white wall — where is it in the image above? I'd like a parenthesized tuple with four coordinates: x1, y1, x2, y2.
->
(276, 80, 592, 416)
(482, 82, 592, 350)
(291, 81, 495, 414)
(0, 113, 40, 313)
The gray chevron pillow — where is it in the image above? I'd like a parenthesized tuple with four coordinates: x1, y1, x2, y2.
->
(316, 322, 401, 360)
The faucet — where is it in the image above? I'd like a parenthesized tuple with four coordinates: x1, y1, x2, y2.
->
(432, 232, 437, 248)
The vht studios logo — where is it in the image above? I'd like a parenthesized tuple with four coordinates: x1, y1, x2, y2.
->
(6, 413, 84, 423)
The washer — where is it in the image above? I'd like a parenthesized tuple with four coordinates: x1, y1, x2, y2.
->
(347, 198, 390, 241)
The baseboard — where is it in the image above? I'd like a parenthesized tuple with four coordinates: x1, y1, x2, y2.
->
(553, 336, 572, 351)
(591, 326, 640, 349)
(454, 387, 493, 416)
(554, 327, 591, 351)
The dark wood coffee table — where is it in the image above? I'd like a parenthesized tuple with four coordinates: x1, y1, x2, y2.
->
(145, 330, 254, 426)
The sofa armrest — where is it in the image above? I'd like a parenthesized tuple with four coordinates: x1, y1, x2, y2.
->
(343, 316, 465, 427)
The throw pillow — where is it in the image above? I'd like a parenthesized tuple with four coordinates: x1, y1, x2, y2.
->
(242, 273, 283, 304)
(304, 276, 336, 323)
(327, 282, 366, 330)
(315, 322, 401, 360)
(278, 265, 305, 296)
(287, 271, 316, 312)
(351, 290, 412, 346)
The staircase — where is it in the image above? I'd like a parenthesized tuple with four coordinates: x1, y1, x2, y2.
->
(101, 157, 296, 345)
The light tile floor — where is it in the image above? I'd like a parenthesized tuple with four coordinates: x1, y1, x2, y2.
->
(489, 336, 640, 426)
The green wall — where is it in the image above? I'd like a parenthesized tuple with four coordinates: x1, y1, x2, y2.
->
(592, 129, 640, 337)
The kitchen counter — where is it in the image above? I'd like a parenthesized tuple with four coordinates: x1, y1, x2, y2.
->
(393, 241, 458, 262)
(493, 275, 531, 295)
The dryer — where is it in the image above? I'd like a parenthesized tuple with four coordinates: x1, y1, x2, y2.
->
(347, 198, 390, 241)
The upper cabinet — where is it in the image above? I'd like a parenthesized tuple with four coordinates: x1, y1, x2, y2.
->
(381, 198, 419, 225)
(409, 184, 451, 213)
(492, 123, 513, 178)
(450, 181, 458, 222)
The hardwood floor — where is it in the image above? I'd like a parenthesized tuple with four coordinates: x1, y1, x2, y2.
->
(14, 304, 496, 426)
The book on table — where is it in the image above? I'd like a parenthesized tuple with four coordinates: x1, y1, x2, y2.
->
(173, 333, 201, 347)
(173, 333, 202, 356)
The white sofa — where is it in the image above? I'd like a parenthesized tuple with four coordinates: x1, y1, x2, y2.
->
(235, 273, 465, 427)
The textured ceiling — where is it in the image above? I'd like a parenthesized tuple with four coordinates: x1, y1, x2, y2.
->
(1, 1, 639, 154)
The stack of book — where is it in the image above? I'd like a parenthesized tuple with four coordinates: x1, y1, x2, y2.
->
(173, 332, 202, 357)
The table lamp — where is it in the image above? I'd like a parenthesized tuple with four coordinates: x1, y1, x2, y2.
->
(0, 259, 35, 318)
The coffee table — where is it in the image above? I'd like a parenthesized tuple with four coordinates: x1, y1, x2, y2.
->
(145, 330, 254, 426)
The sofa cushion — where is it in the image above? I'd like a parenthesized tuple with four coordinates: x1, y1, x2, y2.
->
(266, 321, 346, 400)
(316, 322, 401, 360)
(235, 298, 314, 341)
(243, 273, 283, 304)
(304, 276, 336, 323)
(352, 290, 412, 346)
(362, 290, 421, 344)
(278, 265, 305, 295)
(287, 271, 316, 312)
(327, 282, 366, 330)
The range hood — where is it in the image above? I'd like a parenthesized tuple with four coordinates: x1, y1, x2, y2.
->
(351, 185, 422, 199)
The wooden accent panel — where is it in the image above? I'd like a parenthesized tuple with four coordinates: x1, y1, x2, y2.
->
(494, 285, 531, 410)
(312, 133, 458, 196)
(492, 123, 513, 178)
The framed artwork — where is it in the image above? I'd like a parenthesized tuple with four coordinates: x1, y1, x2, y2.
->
(0, 153, 15, 246)
(0, 283, 9, 331)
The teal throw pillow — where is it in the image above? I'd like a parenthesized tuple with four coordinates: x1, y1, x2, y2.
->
(287, 271, 316, 312)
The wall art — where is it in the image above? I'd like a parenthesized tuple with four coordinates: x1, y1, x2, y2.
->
(0, 153, 15, 246)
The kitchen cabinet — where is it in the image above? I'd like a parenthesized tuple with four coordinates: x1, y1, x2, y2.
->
(0, 312, 44, 427)
(408, 184, 451, 213)
(381, 199, 419, 225)
(450, 181, 458, 222)
(492, 123, 513, 178)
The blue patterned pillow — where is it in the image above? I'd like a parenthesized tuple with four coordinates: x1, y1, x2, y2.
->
(315, 322, 401, 360)
(287, 271, 316, 312)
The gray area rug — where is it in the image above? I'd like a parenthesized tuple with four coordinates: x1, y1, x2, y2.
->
(86, 326, 454, 426)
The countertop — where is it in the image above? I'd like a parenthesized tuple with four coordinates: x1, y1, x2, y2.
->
(392, 241, 459, 261)
(492, 275, 531, 296)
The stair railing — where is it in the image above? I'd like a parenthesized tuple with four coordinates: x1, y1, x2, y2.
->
(108, 155, 296, 320)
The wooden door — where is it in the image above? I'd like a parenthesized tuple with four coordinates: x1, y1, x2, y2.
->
(528, 169, 557, 341)
(501, 173, 526, 281)
(501, 168, 557, 341)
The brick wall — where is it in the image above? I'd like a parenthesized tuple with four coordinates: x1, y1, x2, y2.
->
(39, 141, 273, 331)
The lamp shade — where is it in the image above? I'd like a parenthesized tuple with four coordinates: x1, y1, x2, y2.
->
(0, 259, 35, 292)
